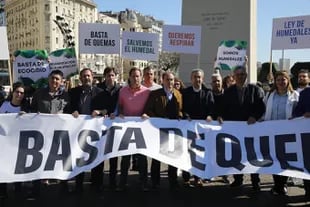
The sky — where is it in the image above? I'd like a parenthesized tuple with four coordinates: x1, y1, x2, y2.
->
(94, 0, 310, 67)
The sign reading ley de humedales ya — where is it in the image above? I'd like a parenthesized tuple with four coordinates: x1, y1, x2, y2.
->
(271, 15, 310, 50)
(162, 25, 201, 54)
(79, 23, 120, 54)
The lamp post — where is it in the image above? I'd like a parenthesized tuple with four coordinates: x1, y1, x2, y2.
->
(53, 15, 75, 48)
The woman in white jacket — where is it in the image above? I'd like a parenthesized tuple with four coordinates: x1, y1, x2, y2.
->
(263, 70, 299, 195)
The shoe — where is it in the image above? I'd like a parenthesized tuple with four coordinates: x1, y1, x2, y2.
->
(194, 179, 203, 187)
(270, 187, 287, 195)
(42, 179, 50, 186)
(26, 191, 40, 200)
(183, 181, 194, 188)
(230, 180, 243, 187)
(222, 176, 230, 184)
(131, 164, 139, 171)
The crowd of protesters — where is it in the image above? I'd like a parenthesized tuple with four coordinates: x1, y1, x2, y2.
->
(0, 64, 309, 201)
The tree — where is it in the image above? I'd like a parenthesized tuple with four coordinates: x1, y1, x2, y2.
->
(158, 52, 180, 72)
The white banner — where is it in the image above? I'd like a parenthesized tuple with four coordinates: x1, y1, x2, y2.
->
(79, 23, 120, 54)
(0, 26, 9, 60)
(122, 31, 159, 61)
(271, 15, 310, 50)
(49, 48, 78, 78)
(214, 40, 247, 70)
(0, 114, 309, 182)
(162, 25, 201, 54)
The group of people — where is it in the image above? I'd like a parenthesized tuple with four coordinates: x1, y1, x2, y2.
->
(0, 65, 309, 201)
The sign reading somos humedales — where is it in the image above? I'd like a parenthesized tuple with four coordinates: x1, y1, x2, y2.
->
(214, 40, 247, 70)
(0, 114, 310, 182)
(271, 15, 310, 50)
(79, 23, 120, 54)
(122, 31, 159, 61)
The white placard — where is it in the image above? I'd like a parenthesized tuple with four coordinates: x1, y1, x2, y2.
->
(271, 15, 310, 50)
(79, 23, 120, 54)
(0, 27, 9, 60)
(122, 31, 159, 61)
(162, 25, 201, 54)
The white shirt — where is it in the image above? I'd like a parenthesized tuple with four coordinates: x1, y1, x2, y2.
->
(0, 101, 21, 113)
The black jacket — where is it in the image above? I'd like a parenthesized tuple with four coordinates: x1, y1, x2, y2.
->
(69, 86, 102, 114)
(220, 84, 265, 121)
(182, 85, 215, 120)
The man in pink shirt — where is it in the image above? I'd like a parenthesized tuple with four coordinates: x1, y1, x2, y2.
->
(117, 67, 150, 191)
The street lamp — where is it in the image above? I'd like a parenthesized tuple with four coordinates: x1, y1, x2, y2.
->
(53, 15, 75, 48)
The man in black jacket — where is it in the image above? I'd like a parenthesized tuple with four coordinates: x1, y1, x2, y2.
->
(69, 68, 103, 193)
(181, 68, 215, 187)
(93, 67, 121, 190)
(219, 65, 265, 191)
(293, 87, 310, 199)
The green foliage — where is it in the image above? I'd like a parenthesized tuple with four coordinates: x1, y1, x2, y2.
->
(14, 50, 49, 60)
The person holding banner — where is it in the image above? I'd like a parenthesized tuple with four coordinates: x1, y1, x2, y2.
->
(142, 71, 183, 191)
(116, 67, 150, 191)
(219, 65, 265, 191)
(263, 70, 299, 195)
(92, 66, 121, 190)
(0, 82, 29, 199)
(129, 66, 162, 172)
(296, 69, 309, 93)
(181, 68, 214, 187)
(30, 69, 71, 199)
(293, 86, 310, 200)
(210, 71, 230, 184)
(69, 68, 104, 194)
(129, 66, 162, 171)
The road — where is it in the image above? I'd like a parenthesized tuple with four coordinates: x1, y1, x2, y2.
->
(0, 163, 309, 207)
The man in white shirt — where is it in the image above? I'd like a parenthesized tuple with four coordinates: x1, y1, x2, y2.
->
(296, 69, 309, 93)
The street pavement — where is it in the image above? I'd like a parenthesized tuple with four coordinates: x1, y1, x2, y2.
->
(0, 163, 309, 207)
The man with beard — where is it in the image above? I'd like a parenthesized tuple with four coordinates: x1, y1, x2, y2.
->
(69, 68, 103, 193)
(218, 65, 265, 192)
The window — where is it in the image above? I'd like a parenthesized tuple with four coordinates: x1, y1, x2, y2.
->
(45, 4, 49, 11)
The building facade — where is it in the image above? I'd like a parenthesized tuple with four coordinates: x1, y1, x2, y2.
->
(5, 1, 164, 81)
(5, 0, 97, 71)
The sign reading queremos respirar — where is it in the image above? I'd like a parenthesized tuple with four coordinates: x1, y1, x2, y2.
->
(162, 25, 202, 54)
(0, 114, 309, 182)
